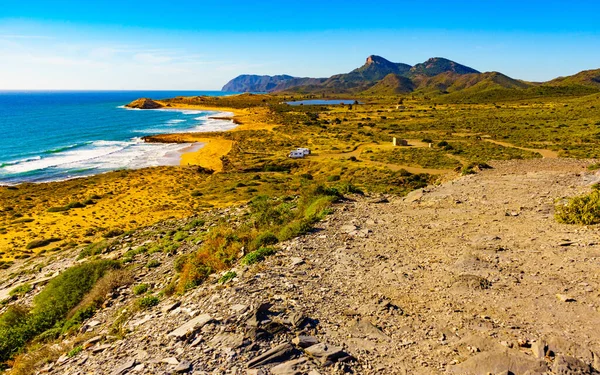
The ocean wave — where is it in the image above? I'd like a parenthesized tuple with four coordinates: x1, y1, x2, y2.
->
(44, 142, 92, 154)
(0, 156, 42, 169)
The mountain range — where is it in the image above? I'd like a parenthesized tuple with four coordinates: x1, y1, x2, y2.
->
(222, 55, 600, 99)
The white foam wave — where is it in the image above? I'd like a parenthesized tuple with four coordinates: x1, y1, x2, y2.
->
(0, 139, 196, 177)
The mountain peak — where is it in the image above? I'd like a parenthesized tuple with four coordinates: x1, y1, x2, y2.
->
(409, 57, 479, 77)
(365, 55, 392, 65)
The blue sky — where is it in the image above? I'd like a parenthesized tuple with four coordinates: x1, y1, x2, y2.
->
(1, 0, 599, 89)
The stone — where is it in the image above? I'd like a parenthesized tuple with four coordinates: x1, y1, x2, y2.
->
(209, 332, 244, 348)
(404, 189, 424, 203)
(231, 304, 249, 314)
(552, 355, 592, 375)
(304, 342, 347, 365)
(270, 357, 309, 375)
(247, 342, 296, 368)
(83, 335, 102, 349)
(292, 335, 319, 348)
(531, 341, 546, 359)
(162, 357, 180, 365)
(175, 360, 192, 373)
(91, 344, 111, 354)
(447, 351, 548, 375)
(162, 300, 181, 313)
(109, 358, 137, 375)
(349, 318, 390, 341)
(556, 294, 576, 302)
(168, 314, 213, 339)
(340, 224, 358, 234)
(290, 257, 305, 267)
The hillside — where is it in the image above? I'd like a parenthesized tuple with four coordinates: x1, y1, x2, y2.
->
(548, 68, 600, 89)
(364, 73, 415, 94)
(414, 71, 530, 93)
(3, 159, 600, 374)
(221, 74, 296, 92)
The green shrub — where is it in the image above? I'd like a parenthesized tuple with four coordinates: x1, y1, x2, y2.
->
(241, 247, 277, 265)
(556, 190, 600, 225)
(0, 260, 119, 363)
(588, 163, 600, 171)
(250, 232, 279, 250)
(278, 219, 314, 241)
(304, 196, 336, 221)
(146, 259, 161, 268)
(327, 175, 341, 182)
(26, 238, 60, 250)
(183, 218, 205, 231)
(78, 239, 110, 259)
(218, 271, 237, 284)
(174, 255, 188, 273)
(172, 231, 188, 242)
(133, 284, 149, 295)
(9, 284, 32, 297)
(137, 296, 159, 309)
(103, 228, 124, 238)
(67, 346, 82, 358)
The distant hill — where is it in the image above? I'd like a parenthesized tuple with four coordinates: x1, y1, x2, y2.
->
(222, 74, 296, 92)
(364, 73, 415, 95)
(408, 57, 479, 77)
(221, 56, 600, 101)
(414, 71, 530, 93)
(547, 69, 600, 89)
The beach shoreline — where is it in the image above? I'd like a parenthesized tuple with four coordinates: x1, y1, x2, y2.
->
(148, 101, 275, 172)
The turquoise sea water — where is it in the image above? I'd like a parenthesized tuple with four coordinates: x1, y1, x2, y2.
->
(0, 91, 237, 185)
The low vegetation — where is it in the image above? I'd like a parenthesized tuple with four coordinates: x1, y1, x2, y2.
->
(555, 190, 600, 225)
(0, 260, 121, 363)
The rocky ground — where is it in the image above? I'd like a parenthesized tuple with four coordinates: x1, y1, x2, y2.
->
(4, 158, 600, 375)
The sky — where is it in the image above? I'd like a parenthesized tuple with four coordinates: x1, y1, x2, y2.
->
(0, 0, 599, 90)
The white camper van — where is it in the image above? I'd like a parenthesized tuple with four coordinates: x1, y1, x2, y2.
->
(296, 148, 311, 156)
(288, 150, 305, 158)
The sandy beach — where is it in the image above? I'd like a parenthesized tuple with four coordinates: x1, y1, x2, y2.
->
(150, 102, 275, 172)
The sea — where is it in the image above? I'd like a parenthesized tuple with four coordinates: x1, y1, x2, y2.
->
(0, 91, 238, 185)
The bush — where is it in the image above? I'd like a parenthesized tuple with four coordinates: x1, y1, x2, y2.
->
(137, 296, 159, 309)
(218, 271, 237, 284)
(146, 259, 161, 269)
(9, 284, 32, 297)
(250, 232, 279, 250)
(133, 284, 149, 295)
(278, 219, 314, 241)
(103, 228, 124, 238)
(26, 238, 60, 250)
(67, 346, 82, 358)
(327, 175, 341, 182)
(242, 247, 277, 265)
(78, 239, 110, 259)
(556, 190, 600, 225)
(0, 260, 120, 363)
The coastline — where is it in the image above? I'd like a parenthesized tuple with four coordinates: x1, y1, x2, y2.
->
(149, 101, 275, 172)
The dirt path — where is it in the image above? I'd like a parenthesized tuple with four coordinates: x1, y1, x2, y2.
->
(484, 139, 559, 158)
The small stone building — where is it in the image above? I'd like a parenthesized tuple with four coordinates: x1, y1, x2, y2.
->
(393, 137, 408, 146)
